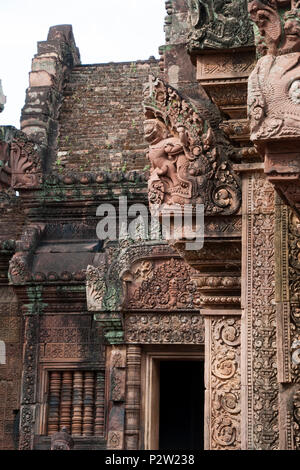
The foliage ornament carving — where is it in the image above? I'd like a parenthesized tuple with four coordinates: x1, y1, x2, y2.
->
(125, 313, 205, 345)
(209, 317, 241, 450)
(293, 389, 300, 449)
(187, 0, 254, 51)
(143, 76, 241, 215)
(125, 258, 197, 310)
(288, 210, 300, 381)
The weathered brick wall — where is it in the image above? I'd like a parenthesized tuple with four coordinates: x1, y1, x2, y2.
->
(56, 59, 160, 174)
(0, 287, 22, 450)
(0, 198, 25, 242)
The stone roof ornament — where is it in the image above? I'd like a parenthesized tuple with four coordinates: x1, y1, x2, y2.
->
(0, 81, 6, 113)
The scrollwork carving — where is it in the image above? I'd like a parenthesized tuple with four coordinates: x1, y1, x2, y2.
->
(209, 317, 241, 450)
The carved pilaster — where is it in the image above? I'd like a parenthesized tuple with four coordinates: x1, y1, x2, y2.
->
(205, 314, 241, 450)
(19, 315, 39, 450)
(242, 172, 279, 450)
(107, 347, 126, 450)
(125, 345, 141, 450)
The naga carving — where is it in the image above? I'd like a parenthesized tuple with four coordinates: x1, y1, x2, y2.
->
(248, 1, 300, 216)
(143, 76, 241, 215)
(0, 128, 42, 189)
(187, 0, 254, 51)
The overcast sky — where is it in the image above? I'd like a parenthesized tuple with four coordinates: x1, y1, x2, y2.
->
(0, 0, 166, 128)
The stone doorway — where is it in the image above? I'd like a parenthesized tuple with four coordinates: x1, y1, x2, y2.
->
(142, 348, 204, 450)
(159, 360, 204, 450)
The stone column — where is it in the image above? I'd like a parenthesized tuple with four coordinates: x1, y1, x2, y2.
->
(125, 345, 141, 450)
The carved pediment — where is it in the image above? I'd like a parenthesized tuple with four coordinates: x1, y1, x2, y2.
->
(143, 76, 241, 216)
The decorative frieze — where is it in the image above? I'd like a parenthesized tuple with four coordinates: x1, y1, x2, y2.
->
(39, 315, 104, 362)
(125, 313, 204, 345)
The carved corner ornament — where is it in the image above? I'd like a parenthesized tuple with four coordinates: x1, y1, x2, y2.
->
(143, 76, 241, 217)
(248, 0, 300, 216)
(0, 127, 43, 190)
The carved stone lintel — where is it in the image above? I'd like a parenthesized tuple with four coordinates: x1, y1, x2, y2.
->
(125, 313, 204, 345)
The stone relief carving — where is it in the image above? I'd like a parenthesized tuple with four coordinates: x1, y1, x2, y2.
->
(187, 0, 254, 51)
(125, 313, 205, 345)
(293, 389, 300, 449)
(143, 76, 241, 215)
(19, 315, 39, 450)
(288, 211, 300, 382)
(248, 1, 300, 142)
(125, 258, 197, 310)
(244, 174, 279, 450)
(0, 128, 42, 189)
(208, 317, 241, 450)
(50, 427, 74, 450)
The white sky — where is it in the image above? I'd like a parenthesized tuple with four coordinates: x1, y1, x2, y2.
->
(0, 0, 166, 128)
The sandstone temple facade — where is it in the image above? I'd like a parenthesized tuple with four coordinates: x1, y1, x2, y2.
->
(0, 0, 300, 451)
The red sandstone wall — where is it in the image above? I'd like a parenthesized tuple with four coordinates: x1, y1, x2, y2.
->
(56, 60, 161, 174)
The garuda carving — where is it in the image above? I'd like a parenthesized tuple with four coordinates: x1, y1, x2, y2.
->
(187, 0, 254, 51)
(143, 76, 241, 216)
(248, 1, 300, 216)
(248, 1, 300, 143)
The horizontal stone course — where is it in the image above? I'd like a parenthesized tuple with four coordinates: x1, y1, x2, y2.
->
(56, 60, 160, 174)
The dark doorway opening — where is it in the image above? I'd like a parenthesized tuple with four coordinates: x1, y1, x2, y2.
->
(159, 360, 204, 450)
